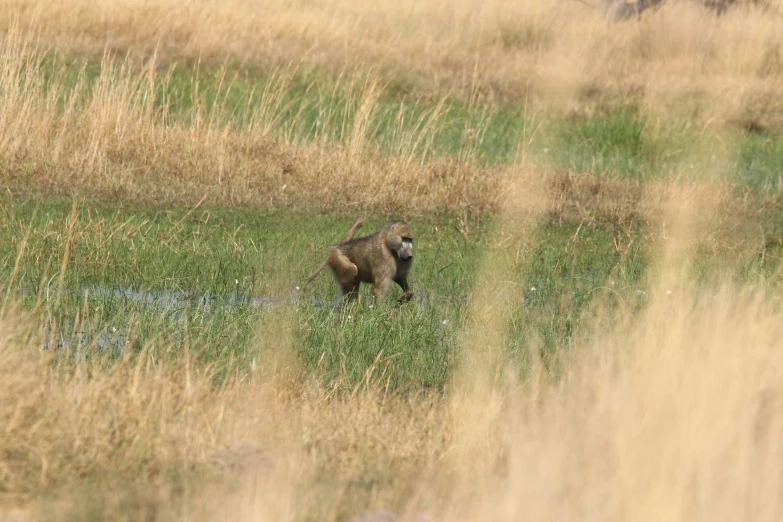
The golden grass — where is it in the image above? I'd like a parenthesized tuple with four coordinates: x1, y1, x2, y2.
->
(0, 305, 452, 520)
(0, 27, 506, 212)
(0, 1, 780, 212)
(457, 282, 783, 521)
(2, 0, 782, 106)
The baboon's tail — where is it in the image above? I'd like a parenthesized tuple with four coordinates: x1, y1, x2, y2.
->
(340, 218, 365, 243)
(304, 258, 329, 287)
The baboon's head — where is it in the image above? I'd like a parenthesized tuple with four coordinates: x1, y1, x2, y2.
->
(387, 222, 414, 262)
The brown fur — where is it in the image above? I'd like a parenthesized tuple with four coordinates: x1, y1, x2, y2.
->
(305, 219, 366, 286)
(306, 220, 415, 308)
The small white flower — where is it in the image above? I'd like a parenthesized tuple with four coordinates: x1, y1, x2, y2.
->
(295, 286, 300, 290)
(347, 315, 352, 319)
(235, 279, 239, 284)
(530, 287, 536, 292)
(112, 327, 117, 333)
(368, 305, 374, 309)
(442, 319, 448, 325)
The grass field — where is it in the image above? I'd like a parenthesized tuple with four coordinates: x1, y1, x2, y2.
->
(3, 1, 783, 521)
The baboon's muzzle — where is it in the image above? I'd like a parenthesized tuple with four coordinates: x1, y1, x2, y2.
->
(399, 243, 414, 261)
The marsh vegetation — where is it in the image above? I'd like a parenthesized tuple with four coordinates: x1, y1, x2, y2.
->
(2, 1, 783, 520)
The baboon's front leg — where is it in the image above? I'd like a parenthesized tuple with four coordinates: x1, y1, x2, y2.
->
(394, 277, 413, 304)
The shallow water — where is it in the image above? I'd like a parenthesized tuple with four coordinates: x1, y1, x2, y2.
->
(84, 285, 283, 309)
(19, 284, 284, 357)
(9, 283, 467, 357)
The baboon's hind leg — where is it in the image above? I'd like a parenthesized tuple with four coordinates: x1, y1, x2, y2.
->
(304, 219, 365, 287)
(371, 278, 391, 303)
(339, 281, 361, 313)
(329, 249, 360, 312)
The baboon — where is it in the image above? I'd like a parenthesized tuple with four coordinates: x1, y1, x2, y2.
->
(305, 220, 415, 308)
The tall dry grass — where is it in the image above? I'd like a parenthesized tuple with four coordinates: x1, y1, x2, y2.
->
(0, 303, 452, 520)
(1, 0, 782, 108)
(0, 1, 781, 212)
(445, 281, 783, 522)
(0, 26, 503, 211)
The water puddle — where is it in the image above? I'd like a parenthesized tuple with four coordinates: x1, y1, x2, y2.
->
(14, 285, 287, 356)
(84, 285, 283, 309)
(7, 284, 464, 356)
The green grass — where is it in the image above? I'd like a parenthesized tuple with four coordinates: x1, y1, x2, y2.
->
(35, 54, 535, 167)
(300, 302, 454, 392)
(509, 220, 646, 359)
(547, 101, 783, 194)
(158, 64, 536, 165)
(0, 193, 656, 390)
(4, 181, 783, 390)
(737, 130, 783, 193)
(549, 104, 679, 180)
(22, 52, 783, 198)
(6, 56, 783, 390)
(33, 54, 783, 189)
